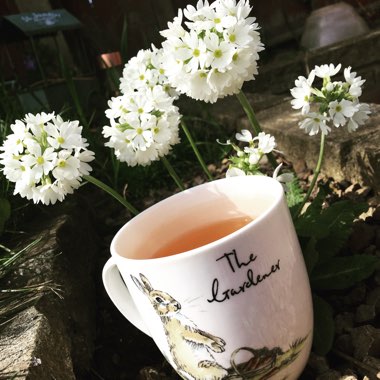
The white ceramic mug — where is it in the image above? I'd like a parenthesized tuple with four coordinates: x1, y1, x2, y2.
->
(103, 175, 313, 380)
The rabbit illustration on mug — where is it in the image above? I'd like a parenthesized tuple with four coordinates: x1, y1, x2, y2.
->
(131, 273, 228, 380)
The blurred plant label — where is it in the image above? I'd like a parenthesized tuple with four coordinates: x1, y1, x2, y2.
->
(4, 9, 81, 36)
(20, 12, 62, 26)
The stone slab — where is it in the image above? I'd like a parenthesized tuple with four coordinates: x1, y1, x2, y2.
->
(0, 307, 75, 380)
(0, 208, 97, 379)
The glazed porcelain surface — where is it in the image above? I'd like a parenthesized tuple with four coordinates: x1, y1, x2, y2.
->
(103, 175, 313, 380)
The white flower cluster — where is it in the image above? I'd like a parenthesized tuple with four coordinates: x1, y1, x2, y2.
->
(225, 129, 275, 173)
(290, 63, 371, 135)
(119, 46, 178, 98)
(160, 0, 264, 103)
(236, 129, 276, 164)
(226, 129, 293, 188)
(103, 47, 181, 167)
(0, 113, 94, 205)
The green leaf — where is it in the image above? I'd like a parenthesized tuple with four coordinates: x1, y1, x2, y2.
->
(311, 255, 380, 290)
(295, 195, 368, 261)
(313, 294, 335, 355)
(302, 237, 319, 275)
(286, 177, 304, 209)
(316, 201, 368, 261)
(294, 185, 328, 238)
(0, 198, 11, 235)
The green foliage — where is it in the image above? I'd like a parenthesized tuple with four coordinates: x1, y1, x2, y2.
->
(311, 255, 380, 290)
(301, 237, 319, 274)
(286, 176, 304, 209)
(0, 198, 11, 235)
(0, 239, 41, 278)
(0, 76, 22, 123)
(295, 188, 369, 266)
(58, 53, 89, 130)
(312, 295, 335, 356)
(0, 120, 13, 230)
(293, 184, 379, 354)
(120, 16, 129, 64)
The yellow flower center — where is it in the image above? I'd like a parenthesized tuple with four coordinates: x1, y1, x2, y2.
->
(193, 48, 200, 57)
(229, 34, 236, 43)
(214, 49, 222, 58)
(159, 68, 165, 75)
(314, 118, 320, 123)
(58, 160, 66, 168)
(37, 156, 44, 165)
(336, 105, 342, 112)
(139, 74, 145, 80)
(138, 108, 144, 114)
(57, 136, 65, 144)
(214, 18, 221, 24)
(136, 128, 143, 135)
(232, 53, 238, 62)
(154, 127, 160, 134)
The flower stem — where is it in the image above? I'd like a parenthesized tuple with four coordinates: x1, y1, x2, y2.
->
(84, 175, 139, 215)
(181, 120, 213, 181)
(236, 90, 278, 169)
(161, 156, 185, 191)
(294, 132, 326, 218)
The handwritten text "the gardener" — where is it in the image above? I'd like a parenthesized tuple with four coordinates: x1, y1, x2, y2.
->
(207, 249, 280, 303)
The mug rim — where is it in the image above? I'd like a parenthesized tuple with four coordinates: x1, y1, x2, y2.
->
(110, 175, 284, 263)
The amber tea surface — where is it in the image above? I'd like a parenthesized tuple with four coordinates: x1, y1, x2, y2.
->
(152, 216, 253, 259)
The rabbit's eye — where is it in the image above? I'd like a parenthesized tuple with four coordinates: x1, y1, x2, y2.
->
(155, 296, 164, 303)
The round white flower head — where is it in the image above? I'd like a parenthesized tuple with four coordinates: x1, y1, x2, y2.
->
(290, 63, 370, 135)
(119, 46, 178, 98)
(0, 113, 95, 205)
(226, 129, 276, 174)
(226, 136, 292, 191)
(103, 86, 181, 166)
(160, 0, 264, 103)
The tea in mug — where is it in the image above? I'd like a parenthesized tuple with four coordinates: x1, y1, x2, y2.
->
(152, 216, 253, 258)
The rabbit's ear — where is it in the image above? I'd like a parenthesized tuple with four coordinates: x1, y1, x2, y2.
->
(139, 273, 154, 293)
(131, 274, 149, 296)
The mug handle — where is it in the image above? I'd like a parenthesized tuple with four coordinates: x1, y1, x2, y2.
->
(102, 257, 151, 337)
